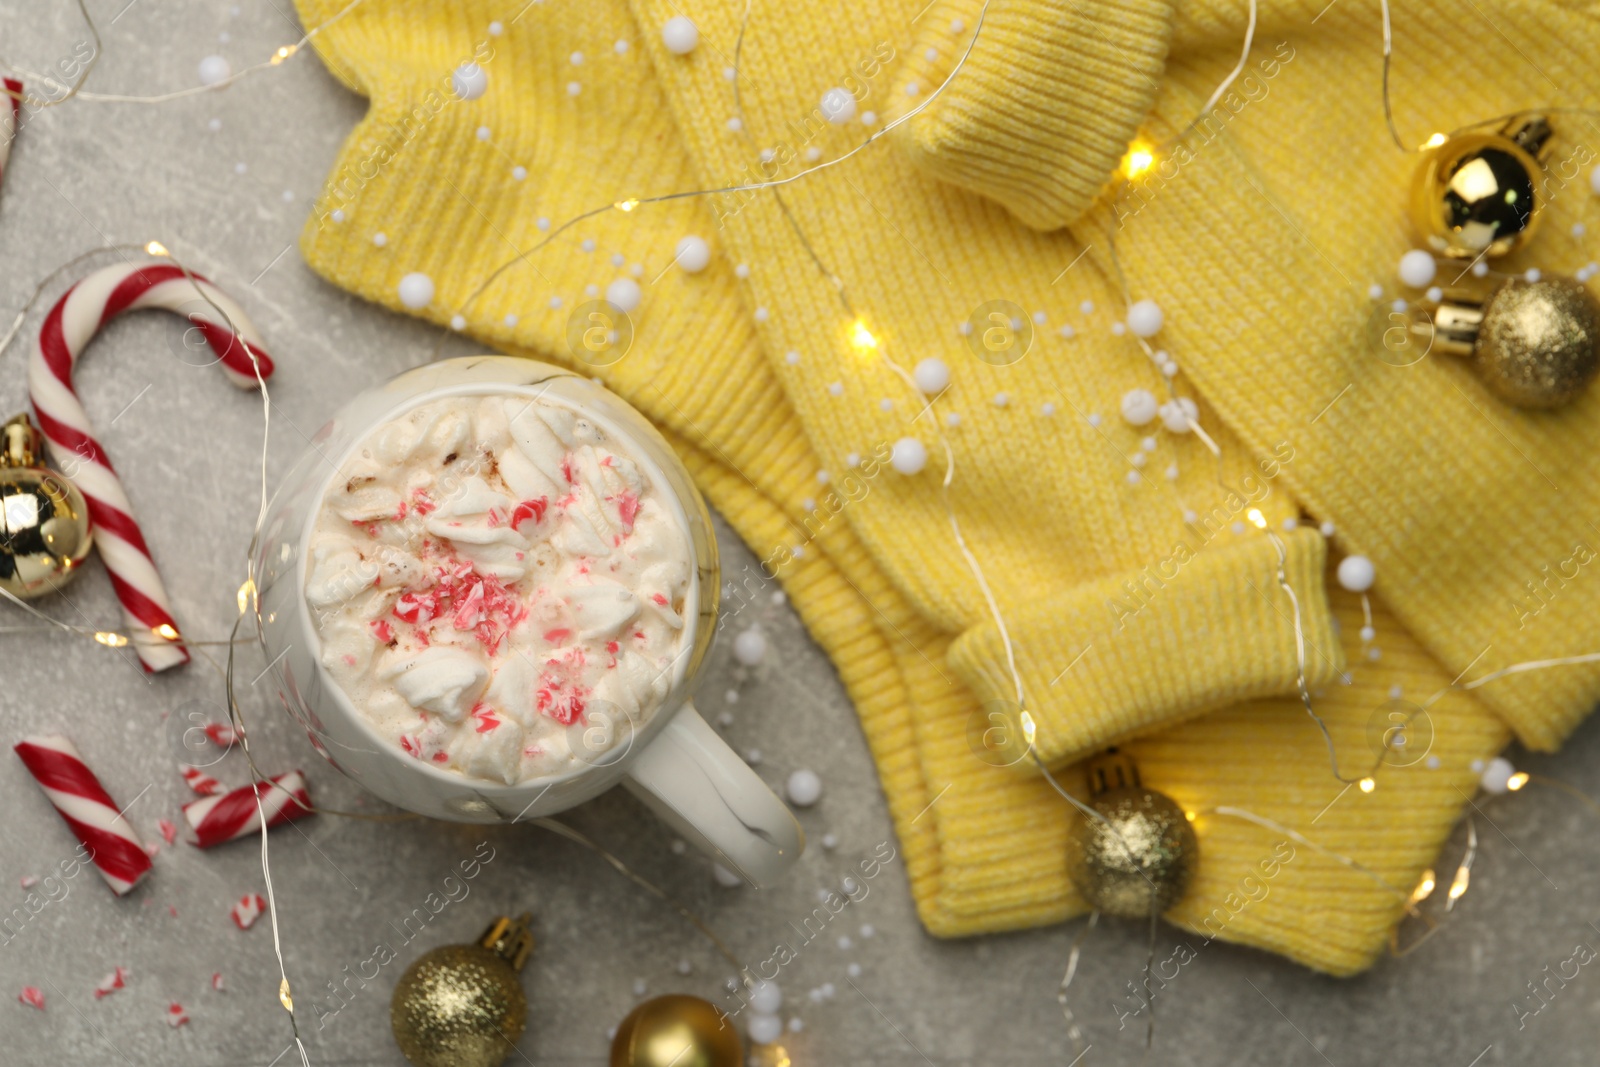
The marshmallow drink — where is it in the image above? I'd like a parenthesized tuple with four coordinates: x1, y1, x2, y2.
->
(305, 394, 694, 785)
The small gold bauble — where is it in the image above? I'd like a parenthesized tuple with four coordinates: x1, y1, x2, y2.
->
(391, 914, 534, 1067)
(1065, 752, 1197, 920)
(1409, 120, 1548, 259)
(0, 413, 92, 599)
(1476, 277, 1600, 408)
(610, 995, 743, 1067)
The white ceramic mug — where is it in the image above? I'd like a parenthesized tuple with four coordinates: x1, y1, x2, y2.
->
(254, 356, 803, 886)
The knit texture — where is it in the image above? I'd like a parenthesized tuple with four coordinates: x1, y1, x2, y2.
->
(292, 0, 1596, 974)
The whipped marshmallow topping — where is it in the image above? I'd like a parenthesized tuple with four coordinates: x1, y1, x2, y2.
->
(305, 393, 693, 784)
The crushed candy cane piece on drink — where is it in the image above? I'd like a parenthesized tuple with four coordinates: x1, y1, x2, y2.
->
(166, 1002, 189, 1027)
(230, 894, 266, 929)
(18, 987, 44, 1010)
(94, 967, 128, 1000)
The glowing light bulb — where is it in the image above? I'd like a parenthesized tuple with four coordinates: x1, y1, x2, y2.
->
(1358, 776, 1376, 793)
(237, 578, 256, 615)
(849, 318, 878, 354)
(1424, 132, 1448, 149)
(1184, 810, 1196, 823)
(1019, 709, 1036, 746)
(1122, 143, 1155, 179)
(1246, 508, 1267, 529)
(614, 197, 640, 212)
(279, 978, 294, 1012)
(93, 631, 128, 648)
(145, 240, 169, 257)
(271, 44, 298, 65)
(1507, 771, 1530, 791)
(1408, 868, 1436, 906)
(1447, 865, 1470, 901)
(154, 623, 181, 641)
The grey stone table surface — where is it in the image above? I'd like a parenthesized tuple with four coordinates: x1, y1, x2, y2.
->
(3, 4, 1600, 1066)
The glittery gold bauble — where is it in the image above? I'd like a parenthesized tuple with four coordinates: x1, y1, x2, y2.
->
(391, 914, 534, 1067)
(1409, 119, 1548, 259)
(1475, 277, 1600, 408)
(610, 995, 743, 1067)
(1065, 751, 1197, 920)
(0, 413, 91, 599)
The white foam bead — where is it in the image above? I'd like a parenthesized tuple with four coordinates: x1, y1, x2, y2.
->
(747, 1013, 783, 1045)
(605, 278, 641, 312)
(1480, 756, 1516, 794)
(398, 273, 435, 309)
(452, 62, 488, 100)
(198, 55, 232, 86)
(732, 628, 766, 666)
(1159, 397, 1197, 433)
(913, 357, 950, 394)
(1127, 299, 1164, 337)
(1120, 388, 1159, 426)
(891, 437, 927, 475)
(1398, 249, 1436, 288)
(1337, 554, 1375, 592)
(786, 769, 822, 807)
(662, 16, 699, 54)
(675, 236, 711, 273)
(821, 88, 857, 124)
(1359, 625, 1376, 642)
(747, 980, 783, 1015)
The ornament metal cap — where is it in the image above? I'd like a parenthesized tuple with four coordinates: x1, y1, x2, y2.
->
(2, 412, 43, 468)
(1418, 276, 1600, 408)
(479, 912, 535, 971)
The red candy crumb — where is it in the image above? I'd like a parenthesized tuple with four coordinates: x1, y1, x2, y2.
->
(613, 490, 640, 529)
(411, 488, 437, 515)
(399, 735, 421, 758)
(211, 973, 225, 993)
(204, 723, 237, 747)
(370, 618, 395, 644)
(18, 987, 44, 1011)
(651, 593, 669, 606)
(93, 967, 128, 1000)
(166, 1003, 189, 1028)
(159, 819, 178, 846)
(230, 894, 266, 930)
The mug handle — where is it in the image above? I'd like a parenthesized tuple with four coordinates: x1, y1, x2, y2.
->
(622, 702, 804, 887)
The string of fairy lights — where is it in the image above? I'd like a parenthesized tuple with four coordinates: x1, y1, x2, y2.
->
(4, 0, 1600, 1060)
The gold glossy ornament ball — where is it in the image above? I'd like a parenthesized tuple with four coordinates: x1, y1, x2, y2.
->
(0, 413, 92, 599)
(1477, 277, 1600, 409)
(1065, 785, 1198, 920)
(610, 995, 743, 1067)
(391, 916, 533, 1067)
(1410, 131, 1542, 259)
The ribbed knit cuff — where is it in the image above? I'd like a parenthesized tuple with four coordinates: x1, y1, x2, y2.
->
(948, 528, 1342, 765)
(895, 0, 1173, 231)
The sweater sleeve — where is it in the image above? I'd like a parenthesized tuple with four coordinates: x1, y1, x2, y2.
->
(893, 0, 1175, 231)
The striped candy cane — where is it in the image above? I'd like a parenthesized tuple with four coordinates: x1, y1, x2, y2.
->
(13, 735, 152, 896)
(182, 770, 312, 848)
(29, 260, 276, 671)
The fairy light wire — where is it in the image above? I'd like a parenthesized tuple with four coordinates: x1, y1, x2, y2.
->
(2, 0, 364, 108)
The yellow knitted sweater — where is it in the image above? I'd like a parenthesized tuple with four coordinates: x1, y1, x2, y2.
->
(294, 0, 1600, 975)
